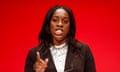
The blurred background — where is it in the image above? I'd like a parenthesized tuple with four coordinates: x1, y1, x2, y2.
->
(0, 0, 120, 72)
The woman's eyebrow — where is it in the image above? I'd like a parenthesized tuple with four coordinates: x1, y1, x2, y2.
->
(52, 16, 58, 18)
(52, 15, 69, 18)
(52, 16, 59, 19)
(63, 17, 69, 19)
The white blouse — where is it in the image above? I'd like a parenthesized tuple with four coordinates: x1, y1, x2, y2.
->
(50, 43, 68, 72)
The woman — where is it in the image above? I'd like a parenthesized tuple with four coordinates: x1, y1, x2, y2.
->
(25, 5, 96, 72)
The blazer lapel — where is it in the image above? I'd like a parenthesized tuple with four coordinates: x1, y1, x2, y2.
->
(39, 45, 57, 72)
(47, 49, 57, 72)
(40, 46, 57, 72)
(64, 46, 74, 72)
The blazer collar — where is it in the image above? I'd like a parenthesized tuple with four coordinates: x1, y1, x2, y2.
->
(39, 45, 75, 72)
(64, 46, 75, 72)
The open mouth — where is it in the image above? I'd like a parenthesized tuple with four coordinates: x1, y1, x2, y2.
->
(54, 29, 63, 36)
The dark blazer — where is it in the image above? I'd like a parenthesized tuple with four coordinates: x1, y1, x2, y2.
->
(25, 40, 96, 72)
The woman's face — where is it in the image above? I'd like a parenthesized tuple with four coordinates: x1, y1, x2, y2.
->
(50, 8, 70, 45)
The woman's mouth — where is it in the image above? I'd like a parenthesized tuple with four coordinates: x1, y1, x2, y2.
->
(55, 29, 63, 36)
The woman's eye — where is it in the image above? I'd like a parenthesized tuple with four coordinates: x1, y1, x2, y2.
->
(52, 19, 57, 22)
(63, 20, 69, 24)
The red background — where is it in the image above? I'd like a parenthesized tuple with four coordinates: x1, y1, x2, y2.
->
(0, 0, 120, 72)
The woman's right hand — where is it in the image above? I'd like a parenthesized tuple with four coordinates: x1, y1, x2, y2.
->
(34, 51, 49, 72)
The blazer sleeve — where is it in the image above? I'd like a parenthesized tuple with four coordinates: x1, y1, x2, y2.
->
(84, 45, 96, 72)
(24, 49, 36, 72)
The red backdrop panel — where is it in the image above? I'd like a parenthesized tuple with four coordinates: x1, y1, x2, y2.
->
(0, 0, 120, 72)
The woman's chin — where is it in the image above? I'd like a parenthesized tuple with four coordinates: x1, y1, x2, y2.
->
(54, 36, 65, 42)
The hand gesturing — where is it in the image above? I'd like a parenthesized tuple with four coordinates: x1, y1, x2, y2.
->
(34, 51, 49, 72)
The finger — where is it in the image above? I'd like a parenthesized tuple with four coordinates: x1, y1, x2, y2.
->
(39, 58, 48, 66)
(40, 58, 46, 64)
(44, 58, 49, 68)
(45, 58, 49, 64)
(36, 51, 41, 61)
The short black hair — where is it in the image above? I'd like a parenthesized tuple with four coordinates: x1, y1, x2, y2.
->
(39, 5, 76, 47)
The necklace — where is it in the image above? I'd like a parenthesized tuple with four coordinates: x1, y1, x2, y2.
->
(51, 43, 68, 56)
(53, 43, 67, 49)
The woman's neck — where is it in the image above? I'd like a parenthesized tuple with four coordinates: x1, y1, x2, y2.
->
(53, 39, 66, 45)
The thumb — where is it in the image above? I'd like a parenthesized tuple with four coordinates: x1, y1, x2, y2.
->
(45, 58, 49, 64)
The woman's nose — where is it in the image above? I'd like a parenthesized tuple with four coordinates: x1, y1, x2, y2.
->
(57, 21, 63, 27)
